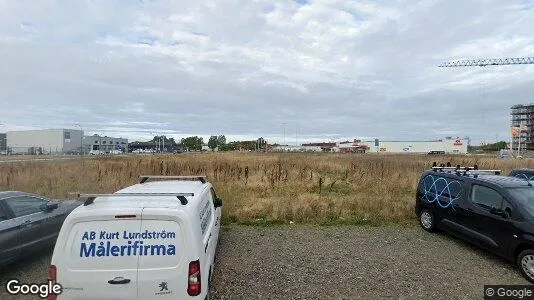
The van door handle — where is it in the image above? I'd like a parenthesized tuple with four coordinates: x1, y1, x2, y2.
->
(108, 277, 131, 285)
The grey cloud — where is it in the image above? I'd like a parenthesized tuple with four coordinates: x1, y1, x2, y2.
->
(1, 0, 533, 145)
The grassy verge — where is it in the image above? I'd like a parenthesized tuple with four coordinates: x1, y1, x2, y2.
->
(0, 152, 530, 226)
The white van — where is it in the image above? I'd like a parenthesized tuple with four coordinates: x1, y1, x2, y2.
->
(48, 175, 222, 300)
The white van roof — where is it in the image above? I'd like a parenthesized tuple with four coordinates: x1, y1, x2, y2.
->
(74, 180, 209, 211)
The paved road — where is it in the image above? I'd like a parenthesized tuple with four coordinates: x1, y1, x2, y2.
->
(0, 157, 85, 163)
(0, 225, 529, 299)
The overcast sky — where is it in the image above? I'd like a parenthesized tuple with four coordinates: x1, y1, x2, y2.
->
(1, 0, 534, 144)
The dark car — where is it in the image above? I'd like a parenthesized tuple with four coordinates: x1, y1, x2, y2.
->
(415, 165, 534, 283)
(427, 150, 445, 155)
(510, 169, 534, 181)
(0, 191, 81, 267)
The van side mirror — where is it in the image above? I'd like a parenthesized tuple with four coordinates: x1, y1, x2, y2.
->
(44, 201, 59, 211)
(214, 197, 223, 208)
(490, 207, 507, 218)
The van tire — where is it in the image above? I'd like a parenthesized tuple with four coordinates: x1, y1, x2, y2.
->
(518, 249, 534, 283)
(419, 209, 436, 232)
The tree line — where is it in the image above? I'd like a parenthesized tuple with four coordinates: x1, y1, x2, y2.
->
(128, 135, 269, 152)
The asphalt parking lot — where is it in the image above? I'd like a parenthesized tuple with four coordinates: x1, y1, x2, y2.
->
(0, 225, 530, 299)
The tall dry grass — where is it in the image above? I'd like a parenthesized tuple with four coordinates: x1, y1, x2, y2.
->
(1, 153, 533, 225)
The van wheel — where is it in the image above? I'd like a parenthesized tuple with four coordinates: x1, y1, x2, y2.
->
(419, 209, 435, 232)
(518, 249, 534, 283)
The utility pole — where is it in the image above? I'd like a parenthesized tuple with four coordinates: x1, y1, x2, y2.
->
(74, 124, 83, 156)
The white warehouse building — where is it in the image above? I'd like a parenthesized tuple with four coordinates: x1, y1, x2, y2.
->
(365, 138, 469, 154)
(7, 129, 83, 155)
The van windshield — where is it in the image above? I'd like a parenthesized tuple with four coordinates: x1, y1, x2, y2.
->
(508, 187, 534, 219)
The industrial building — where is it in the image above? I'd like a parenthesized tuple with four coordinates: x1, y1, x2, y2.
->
(272, 138, 468, 154)
(7, 129, 83, 155)
(83, 134, 128, 153)
(301, 142, 337, 152)
(365, 137, 468, 154)
(511, 104, 534, 150)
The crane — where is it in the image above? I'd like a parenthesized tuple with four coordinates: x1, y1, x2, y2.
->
(438, 57, 534, 67)
(438, 56, 534, 157)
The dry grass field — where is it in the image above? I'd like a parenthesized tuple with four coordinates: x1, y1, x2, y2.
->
(1, 153, 533, 225)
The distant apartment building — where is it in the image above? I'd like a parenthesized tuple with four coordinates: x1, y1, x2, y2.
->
(83, 134, 128, 153)
(511, 104, 534, 150)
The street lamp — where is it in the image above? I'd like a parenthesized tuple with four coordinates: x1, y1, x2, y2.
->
(282, 123, 286, 147)
(74, 123, 83, 156)
(100, 131, 104, 154)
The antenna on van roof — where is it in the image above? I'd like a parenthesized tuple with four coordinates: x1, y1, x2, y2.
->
(76, 193, 194, 206)
(139, 175, 207, 184)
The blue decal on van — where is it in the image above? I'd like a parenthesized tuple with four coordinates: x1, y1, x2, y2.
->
(421, 174, 462, 209)
(80, 240, 176, 257)
(79, 230, 177, 257)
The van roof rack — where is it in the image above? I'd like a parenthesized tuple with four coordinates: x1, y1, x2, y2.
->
(76, 193, 194, 206)
(139, 175, 206, 184)
(431, 166, 501, 176)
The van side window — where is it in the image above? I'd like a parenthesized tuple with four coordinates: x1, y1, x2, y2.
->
(5, 196, 47, 217)
(470, 185, 503, 210)
(199, 191, 214, 237)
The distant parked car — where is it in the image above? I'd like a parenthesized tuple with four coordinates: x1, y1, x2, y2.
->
(0, 191, 81, 267)
(89, 150, 104, 155)
(109, 149, 122, 155)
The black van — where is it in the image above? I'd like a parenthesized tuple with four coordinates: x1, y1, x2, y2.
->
(415, 164, 534, 283)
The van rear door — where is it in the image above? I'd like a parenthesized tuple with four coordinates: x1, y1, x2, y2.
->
(137, 208, 190, 299)
(55, 208, 142, 300)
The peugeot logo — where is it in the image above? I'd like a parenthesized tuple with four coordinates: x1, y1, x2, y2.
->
(159, 282, 168, 291)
